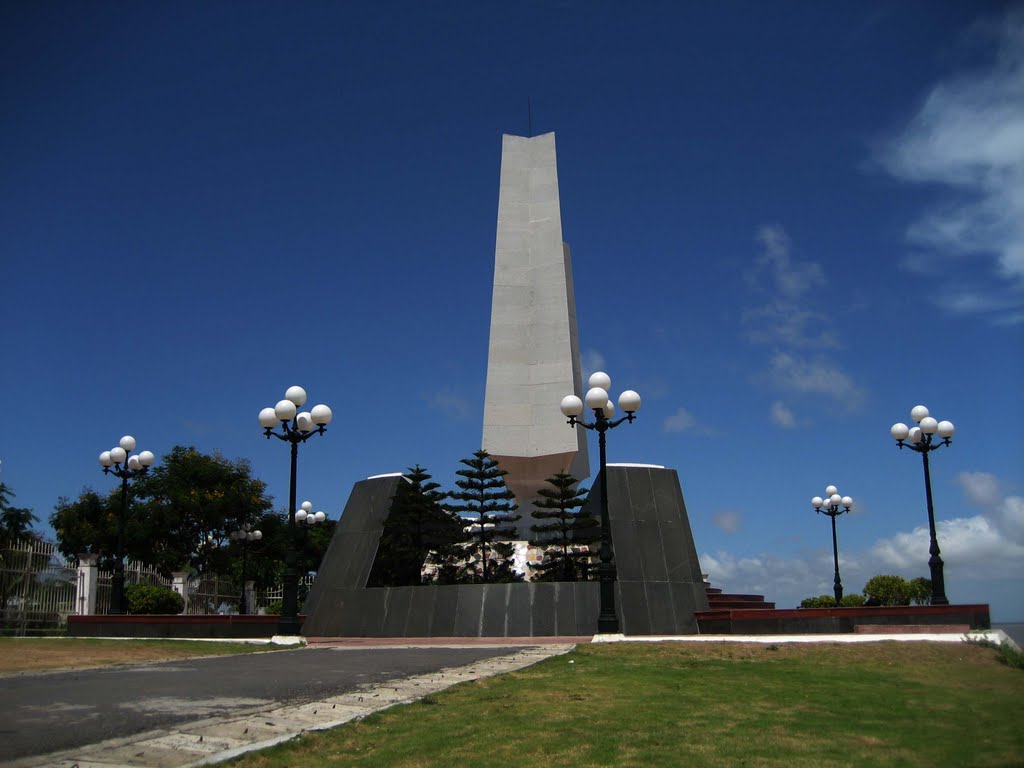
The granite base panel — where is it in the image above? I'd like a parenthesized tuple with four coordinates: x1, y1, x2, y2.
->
(695, 604, 991, 635)
(67, 614, 298, 639)
(303, 466, 710, 638)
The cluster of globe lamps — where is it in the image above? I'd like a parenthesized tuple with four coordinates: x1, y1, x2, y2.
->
(230, 524, 262, 615)
(811, 486, 854, 605)
(889, 405, 955, 606)
(98, 436, 155, 615)
(258, 386, 332, 635)
(560, 371, 641, 634)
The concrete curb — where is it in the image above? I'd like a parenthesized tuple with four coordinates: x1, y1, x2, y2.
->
(590, 629, 1017, 647)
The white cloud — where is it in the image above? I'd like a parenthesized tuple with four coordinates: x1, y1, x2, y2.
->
(743, 227, 864, 410)
(428, 389, 474, 420)
(663, 406, 713, 435)
(767, 352, 864, 406)
(770, 400, 796, 429)
(957, 471, 1002, 506)
(879, 11, 1024, 323)
(580, 349, 606, 382)
(753, 225, 826, 301)
(663, 407, 695, 433)
(711, 511, 741, 534)
(997, 495, 1024, 543)
(744, 225, 835, 349)
(870, 513, 1024, 579)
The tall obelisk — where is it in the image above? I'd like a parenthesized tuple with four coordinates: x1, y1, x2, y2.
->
(482, 132, 589, 540)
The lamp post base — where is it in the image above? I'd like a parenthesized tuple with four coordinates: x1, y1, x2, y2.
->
(276, 616, 302, 636)
(110, 570, 126, 616)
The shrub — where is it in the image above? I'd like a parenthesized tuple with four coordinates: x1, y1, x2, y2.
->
(840, 593, 866, 607)
(125, 584, 184, 615)
(264, 599, 304, 615)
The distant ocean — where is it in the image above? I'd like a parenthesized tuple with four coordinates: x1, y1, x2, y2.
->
(992, 623, 1024, 645)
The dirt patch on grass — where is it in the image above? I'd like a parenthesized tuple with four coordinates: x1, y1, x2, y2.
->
(0, 638, 276, 673)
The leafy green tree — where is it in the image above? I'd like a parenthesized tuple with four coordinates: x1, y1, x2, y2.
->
(908, 577, 932, 605)
(132, 446, 273, 575)
(863, 574, 914, 606)
(223, 507, 337, 597)
(369, 466, 467, 587)
(447, 450, 521, 583)
(800, 595, 838, 608)
(53, 448, 273, 577)
(529, 471, 598, 582)
(50, 489, 119, 567)
(0, 482, 38, 549)
(800, 593, 867, 608)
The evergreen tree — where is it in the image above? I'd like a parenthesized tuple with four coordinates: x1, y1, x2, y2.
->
(529, 471, 599, 582)
(369, 465, 466, 586)
(447, 450, 521, 583)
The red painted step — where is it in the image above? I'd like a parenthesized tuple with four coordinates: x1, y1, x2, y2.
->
(704, 583, 775, 610)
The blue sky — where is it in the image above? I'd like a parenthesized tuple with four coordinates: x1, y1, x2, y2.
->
(2, 1, 1022, 619)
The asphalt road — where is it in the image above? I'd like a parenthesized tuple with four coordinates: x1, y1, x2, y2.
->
(0, 645, 514, 763)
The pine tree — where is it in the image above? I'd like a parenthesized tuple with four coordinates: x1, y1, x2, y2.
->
(447, 450, 521, 583)
(369, 465, 465, 587)
(529, 471, 599, 582)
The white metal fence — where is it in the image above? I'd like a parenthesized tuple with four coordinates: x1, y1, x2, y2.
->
(0, 540, 76, 636)
(1, 539, 309, 635)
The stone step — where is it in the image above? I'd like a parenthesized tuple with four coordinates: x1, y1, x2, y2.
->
(709, 593, 766, 603)
(709, 600, 776, 610)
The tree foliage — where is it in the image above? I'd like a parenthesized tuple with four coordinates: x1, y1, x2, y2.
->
(50, 447, 273, 577)
(369, 466, 467, 587)
(529, 471, 598, 582)
(131, 446, 273, 575)
(908, 576, 933, 605)
(0, 482, 38, 549)
(863, 574, 932, 606)
(800, 593, 866, 608)
(50, 489, 119, 567)
(447, 450, 521, 583)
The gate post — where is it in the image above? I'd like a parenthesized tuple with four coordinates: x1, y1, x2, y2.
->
(75, 554, 99, 615)
(171, 571, 190, 614)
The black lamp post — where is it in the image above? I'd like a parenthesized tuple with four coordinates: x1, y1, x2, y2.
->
(230, 524, 262, 615)
(99, 436, 155, 615)
(811, 485, 853, 605)
(560, 371, 642, 635)
(890, 405, 955, 606)
(258, 385, 332, 635)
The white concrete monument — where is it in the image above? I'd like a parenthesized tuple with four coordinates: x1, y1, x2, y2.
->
(482, 132, 589, 538)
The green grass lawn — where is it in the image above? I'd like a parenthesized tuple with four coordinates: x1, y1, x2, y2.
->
(231, 641, 1024, 768)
